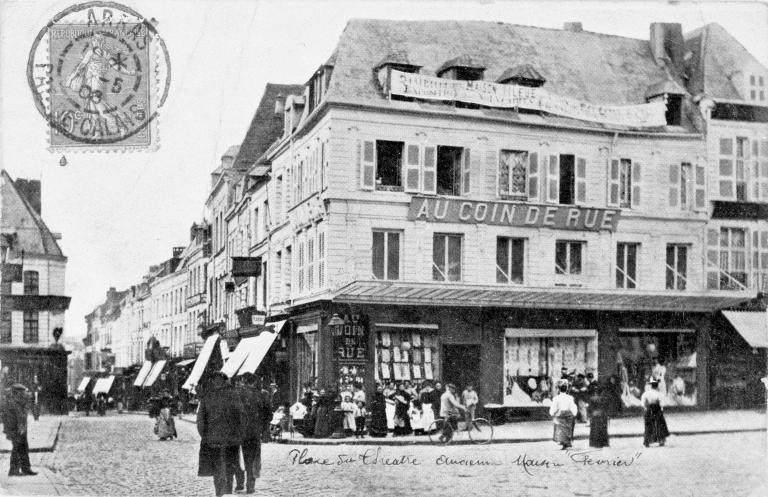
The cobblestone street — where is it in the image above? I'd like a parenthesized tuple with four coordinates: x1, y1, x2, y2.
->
(1, 414, 765, 496)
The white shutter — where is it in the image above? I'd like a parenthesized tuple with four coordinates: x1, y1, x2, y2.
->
(423, 145, 437, 194)
(607, 158, 620, 207)
(528, 152, 540, 201)
(694, 158, 707, 211)
(462, 148, 473, 195)
(719, 137, 734, 199)
(669, 164, 679, 208)
(631, 161, 641, 208)
(360, 140, 375, 191)
(404, 144, 421, 193)
(547, 154, 559, 203)
(575, 157, 587, 205)
(706, 228, 720, 289)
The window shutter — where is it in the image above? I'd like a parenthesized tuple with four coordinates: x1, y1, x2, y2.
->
(404, 144, 421, 193)
(575, 157, 587, 205)
(719, 137, 734, 199)
(423, 145, 437, 194)
(462, 148, 473, 195)
(631, 162, 641, 208)
(547, 154, 559, 203)
(694, 159, 707, 211)
(607, 158, 620, 207)
(528, 152, 540, 202)
(668, 164, 679, 207)
(760, 231, 768, 292)
(360, 140, 375, 190)
(706, 228, 720, 289)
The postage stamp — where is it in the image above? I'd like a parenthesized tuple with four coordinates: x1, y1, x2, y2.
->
(27, 2, 171, 152)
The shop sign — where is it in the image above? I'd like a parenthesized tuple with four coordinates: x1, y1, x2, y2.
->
(330, 315, 368, 362)
(407, 197, 620, 232)
(389, 69, 667, 127)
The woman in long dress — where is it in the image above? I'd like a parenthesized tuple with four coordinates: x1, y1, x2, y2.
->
(369, 384, 389, 438)
(652, 357, 668, 397)
(549, 382, 578, 449)
(418, 382, 436, 433)
(641, 378, 670, 447)
(392, 384, 412, 436)
(383, 382, 396, 431)
(588, 385, 610, 448)
(155, 395, 177, 441)
(313, 389, 334, 438)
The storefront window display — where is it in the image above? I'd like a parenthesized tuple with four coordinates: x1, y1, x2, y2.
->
(295, 328, 318, 399)
(616, 331, 697, 407)
(503, 330, 597, 406)
(330, 315, 369, 395)
(375, 326, 440, 387)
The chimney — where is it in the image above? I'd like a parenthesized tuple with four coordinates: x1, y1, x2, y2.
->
(563, 22, 583, 33)
(650, 23, 685, 77)
(14, 179, 42, 215)
(274, 94, 285, 115)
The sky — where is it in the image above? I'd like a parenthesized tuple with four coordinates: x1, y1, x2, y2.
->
(1, 0, 766, 338)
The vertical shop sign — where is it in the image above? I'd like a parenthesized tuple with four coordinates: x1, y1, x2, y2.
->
(331, 315, 368, 362)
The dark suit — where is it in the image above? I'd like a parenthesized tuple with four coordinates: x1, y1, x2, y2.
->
(197, 386, 245, 496)
(240, 386, 271, 491)
(3, 396, 31, 475)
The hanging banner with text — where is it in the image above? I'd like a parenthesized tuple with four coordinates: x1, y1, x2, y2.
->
(389, 69, 667, 128)
(407, 197, 621, 232)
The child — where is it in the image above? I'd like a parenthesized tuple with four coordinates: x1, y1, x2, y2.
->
(462, 384, 478, 429)
(355, 401, 367, 438)
(341, 394, 357, 437)
(410, 399, 424, 436)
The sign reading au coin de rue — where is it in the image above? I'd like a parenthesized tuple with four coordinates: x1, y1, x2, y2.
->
(406, 197, 621, 232)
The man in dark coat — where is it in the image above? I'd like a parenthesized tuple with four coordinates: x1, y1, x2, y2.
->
(3, 385, 37, 476)
(197, 372, 245, 497)
(239, 372, 271, 493)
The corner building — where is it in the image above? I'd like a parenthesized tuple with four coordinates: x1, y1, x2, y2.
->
(265, 20, 762, 411)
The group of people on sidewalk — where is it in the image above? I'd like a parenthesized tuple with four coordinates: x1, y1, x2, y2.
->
(550, 372, 670, 450)
(285, 379, 479, 440)
(195, 372, 272, 496)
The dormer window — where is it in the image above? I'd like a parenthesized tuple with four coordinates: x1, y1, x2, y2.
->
(645, 79, 686, 126)
(284, 95, 305, 136)
(436, 55, 485, 81)
(497, 64, 547, 88)
(374, 52, 422, 102)
(307, 66, 332, 114)
(749, 75, 765, 102)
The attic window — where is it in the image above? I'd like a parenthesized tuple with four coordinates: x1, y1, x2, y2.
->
(307, 67, 330, 114)
(497, 64, 547, 88)
(374, 52, 422, 102)
(666, 94, 682, 126)
(436, 56, 485, 82)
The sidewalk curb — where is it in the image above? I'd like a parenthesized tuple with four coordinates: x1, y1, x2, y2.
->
(0, 420, 62, 454)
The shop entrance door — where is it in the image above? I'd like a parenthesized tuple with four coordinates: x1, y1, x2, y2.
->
(442, 344, 481, 391)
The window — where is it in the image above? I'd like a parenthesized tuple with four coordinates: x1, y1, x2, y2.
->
(253, 207, 260, 243)
(665, 94, 682, 126)
(496, 237, 525, 284)
(307, 237, 315, 290)
(23, 311, 38, 343)
(432, 234, 461, 282)
(558, 154, 575, 204)
(708, 228, 748, 290)
(372, 231, 400, 280)
(318, 231, 326, 287)
(719, 137, 750, 200)
(616, 243, 639, 289)
(23, 271, 39, 295)
(284, 246, 292, 297)
(1, 311, 11, 343)
(297, 242, 305, 294)
(736, 137, 749, 200)
(375, 141, 404, 188)
(436, 146, 465, 196)
(751, 139, 768, 201)
(274, 251, 282, 302)
(666, 245, 688, 290)
(555, 241, 583, 280)
(619, 158, 632, 207)
(499, 150, 530, 198)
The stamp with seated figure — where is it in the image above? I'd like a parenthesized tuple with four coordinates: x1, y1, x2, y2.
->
(27, 2, 171, 152)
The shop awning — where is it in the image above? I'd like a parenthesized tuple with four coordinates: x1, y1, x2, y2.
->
(175, 359, 195, 367)
(183, 335, 219, 390)
(237, 320, 286, 376)
(92, 375, 115, 395)
(133, 361, 153, 387)
(330, 281, 755, 312)
(143, 360, 167, 388)
(722, 311, 768, 348)
(77, 377, 91, 392)
(221, 336, 259, 377)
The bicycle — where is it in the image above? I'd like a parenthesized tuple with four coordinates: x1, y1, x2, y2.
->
(427, 416, 493, 445)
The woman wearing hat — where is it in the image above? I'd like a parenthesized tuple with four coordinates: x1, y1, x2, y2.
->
(641, 377, 670, 447)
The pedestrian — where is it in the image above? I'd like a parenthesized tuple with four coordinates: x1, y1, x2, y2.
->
(549, 382, 578, 450)
(368, 383, 389, 438)
(418, 381, 437, 433)
(641, 378, 670, 448)
(352, 383, 365, 404)
(393, 383, 412, 436)
(96, 393, 106, 416)
(439, 383, 467, 443)
(196, 372, 245, 497)
(82, 390, 92, 417)
(30, 376, 42, 421)
(572, 374, 589, 423)
(341, 393, 357, 437)
(588, 383, 610, 448)
(409, 399, 424, 436)
(2, 384, 37, 476)
(313, 388, 334, 438)
(355, 401, 367, 438)
(461, 384, 478, 429)
(155, 394, 177, 441)
(383, 381, 397, 432)
(239, 372, 271, 494)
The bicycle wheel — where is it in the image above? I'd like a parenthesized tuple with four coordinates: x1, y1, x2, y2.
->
(468, 418, 493, 445)
(428, 419, 450, 445)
